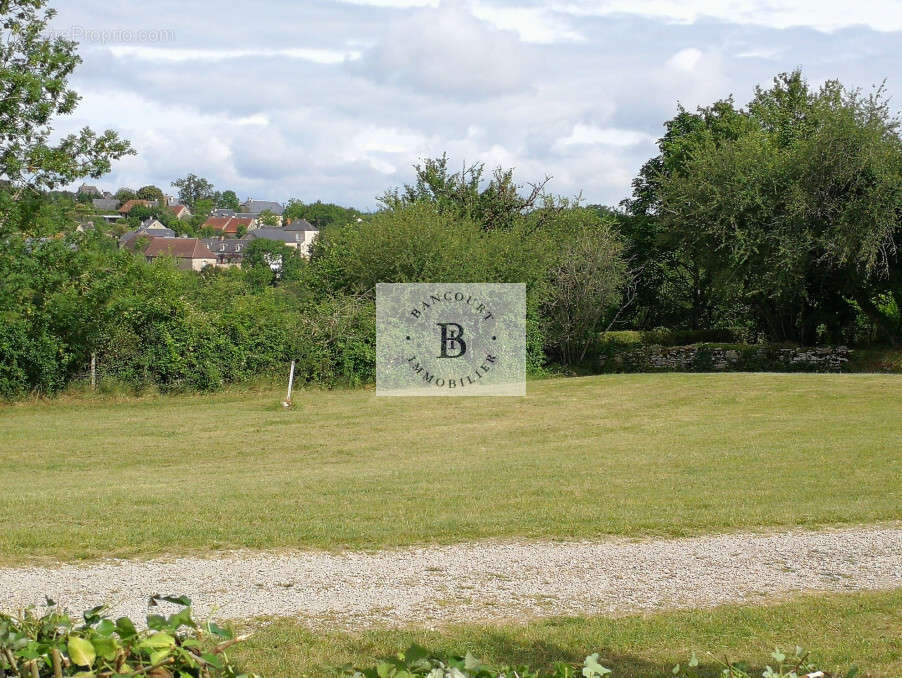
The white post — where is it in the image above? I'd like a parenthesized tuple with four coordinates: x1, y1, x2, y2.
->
(90, 353, 96, 391)
(283, 360, 295, 407)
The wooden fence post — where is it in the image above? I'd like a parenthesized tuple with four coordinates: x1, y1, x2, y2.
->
(283, 360, 295, 407)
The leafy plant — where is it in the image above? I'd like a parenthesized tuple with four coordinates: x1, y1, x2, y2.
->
(346, 646, 855, 678)
(672, 646, 858, 678)
(0, 596, 258, 677)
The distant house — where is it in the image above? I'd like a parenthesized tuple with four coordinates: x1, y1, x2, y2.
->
(285, 218, 315, 231)
(119, 230, 150, 250)
(119, 218, 176, 249)
(211, 208, 235, 218)
(169, 204, 191, 220)
(240, 199, 283, 216)
(284, 218, 319, 256)
(92, 198, 120, 212)
(138, 217, 175, 235)
(118, 199, 157, 215)
(77, 183, 102, 197)
(202, 237, 246, 266)
(246, 223, 318, 257)
(143, 237, 217, 271)
(202, 215, 256, 237)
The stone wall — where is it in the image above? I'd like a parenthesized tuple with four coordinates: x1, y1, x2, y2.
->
(597, 344, 852, 373)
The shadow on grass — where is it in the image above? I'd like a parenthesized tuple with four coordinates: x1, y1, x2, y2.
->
(444, 630, 747, 678)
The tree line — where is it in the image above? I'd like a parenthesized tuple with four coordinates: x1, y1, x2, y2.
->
(1, 0, 901, 397)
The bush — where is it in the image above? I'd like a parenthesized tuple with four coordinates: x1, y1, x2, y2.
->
(346, 644, 848, 678)
(600, 328, 746, 347)
(1, 198, 631, 396)
(0, 596, 257, 677)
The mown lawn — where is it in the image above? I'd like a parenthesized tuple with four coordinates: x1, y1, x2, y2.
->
(1, 373, 901, 564)
(234, 589, 902, 678)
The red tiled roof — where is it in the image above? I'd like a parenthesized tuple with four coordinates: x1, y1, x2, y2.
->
(118, 199, 154, 214)
(170, 204, 188, 216)
(202, 216, 254, 235)
(144, 237, 215, 259)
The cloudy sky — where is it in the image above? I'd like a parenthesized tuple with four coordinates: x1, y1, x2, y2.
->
(50, 0, 902, 210)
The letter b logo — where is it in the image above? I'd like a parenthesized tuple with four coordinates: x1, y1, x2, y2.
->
(437, 322, 466, 358)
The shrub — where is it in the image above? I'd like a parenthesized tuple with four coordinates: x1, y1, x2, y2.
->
(0, 596, 257, 677)
(346, 645, 850, 678)
(600, 328, 746, 347)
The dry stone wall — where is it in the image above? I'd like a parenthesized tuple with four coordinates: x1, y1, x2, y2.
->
(598, 344, 852, 373)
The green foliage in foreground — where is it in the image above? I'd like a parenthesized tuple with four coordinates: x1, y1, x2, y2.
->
(0, 597, 256, 677)
(346, 645, 851, 678)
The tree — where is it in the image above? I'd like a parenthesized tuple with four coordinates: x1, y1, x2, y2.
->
(185, 198, 214, 232)
(171, 174, 215, 209)
(284, 199, 362, 229)
(622, 98, 754, 331)
(0, 0, 133, 201)
(115, 187, 136, 202)
(653, 71, 902, 344)
(127, 203, 181, 231)
(257, 209, 279, 226)
(542, 211, 627, 364)
(0, 0, 133, 394)
(136, 185, 164, 202)
(243, 238, 305, 285)
(217, 189, 240, 211)
(193, 198, 214, 219)
(379, 154, 553, 231)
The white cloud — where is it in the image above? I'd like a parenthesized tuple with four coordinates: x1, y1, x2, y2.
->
(48, 0, 902, 209)
(332, 0, 438, 6)
(667, 47, 704, 71)
(105, 45, 361, 64)
(653, 47, 730, 110)
(552, 0, 902, 33)
(735, 47, 784, 60)
(470, 4, 585, 43)
(554, 124, 654, 149)
(363, 2, 533, 96)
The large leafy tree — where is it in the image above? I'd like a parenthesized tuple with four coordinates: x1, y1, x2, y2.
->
(653, 71, 902, 343)
(379, 154, 554, 231)
(114, 187, 136, 202)
(0, 0, 133, 199)
(0, 0, 134, 394)
(284, 198, 362, 229)
(171, 173, 215, 209)
(135, 184, 164, 202)
(216, 189, 240, 211)
(622, 98, 754, 330)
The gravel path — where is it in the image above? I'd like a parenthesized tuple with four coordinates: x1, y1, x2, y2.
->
(1, 527, 901, 628)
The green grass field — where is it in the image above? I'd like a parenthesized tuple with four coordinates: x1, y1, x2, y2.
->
(234, 590, 902, 677)
(2, 373, 901, 564)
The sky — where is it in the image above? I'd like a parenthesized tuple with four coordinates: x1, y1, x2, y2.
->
(49, 0, 902, 210)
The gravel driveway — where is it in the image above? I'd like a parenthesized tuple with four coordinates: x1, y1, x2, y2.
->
(1, 527, 900, 628)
